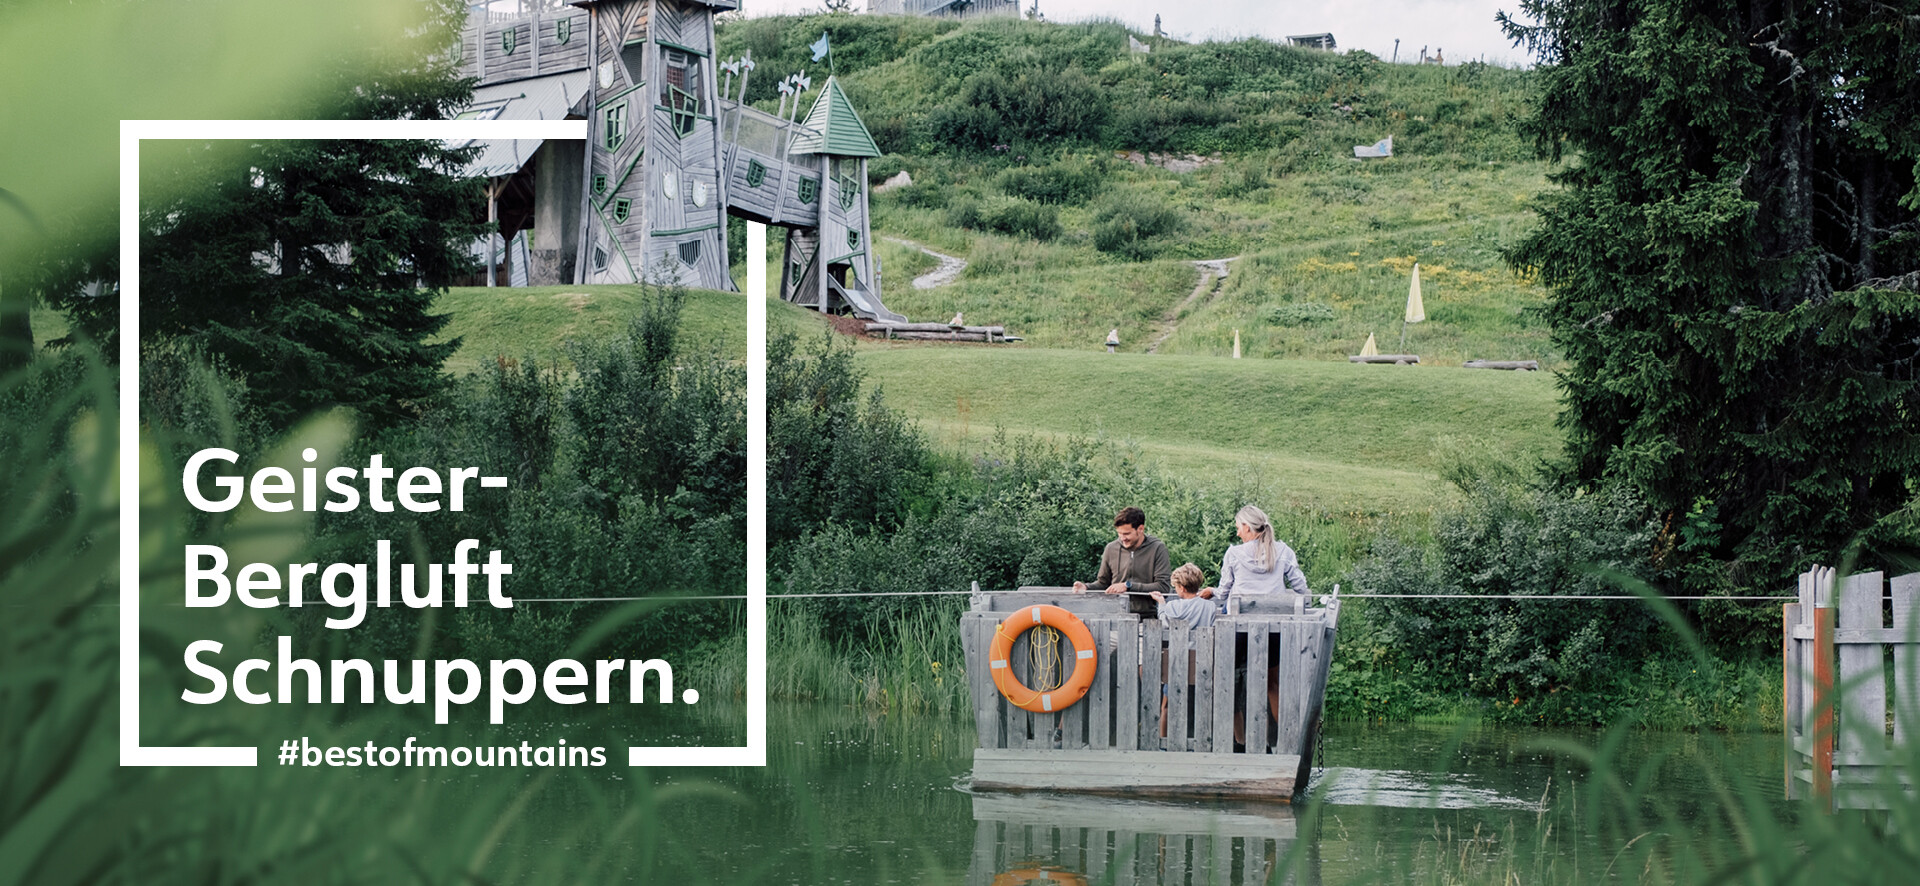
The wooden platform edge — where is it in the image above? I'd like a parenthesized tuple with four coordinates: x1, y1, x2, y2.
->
(972, 749, 1305, 802)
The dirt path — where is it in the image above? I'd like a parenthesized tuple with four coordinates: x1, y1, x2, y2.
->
(1145, 257, 1240, 353)
(884, 237, 967, 289)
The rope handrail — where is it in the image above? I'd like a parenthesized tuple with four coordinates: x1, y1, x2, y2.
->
(505, 591, 1799, 603)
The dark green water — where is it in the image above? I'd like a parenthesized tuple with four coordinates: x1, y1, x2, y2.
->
(582, 704, 1786, 885)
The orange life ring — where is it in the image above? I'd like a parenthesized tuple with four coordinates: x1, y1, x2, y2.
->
(989, 604, 1097, 713)
(990, 867, 1087, 886)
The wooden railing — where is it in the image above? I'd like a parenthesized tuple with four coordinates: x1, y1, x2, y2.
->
(961, 590, 1338, 759)
(1783, 566, 1920, 810)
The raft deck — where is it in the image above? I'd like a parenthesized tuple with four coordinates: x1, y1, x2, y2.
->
(962, 587, 1340, 801)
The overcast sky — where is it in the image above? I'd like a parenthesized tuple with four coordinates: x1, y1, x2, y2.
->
(738, 1, 1537, 67)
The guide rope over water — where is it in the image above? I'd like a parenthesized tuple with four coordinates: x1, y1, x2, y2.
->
(988, 605, 1097, 714)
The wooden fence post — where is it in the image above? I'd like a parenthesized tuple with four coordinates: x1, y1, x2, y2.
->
(1813, 602, 1836, 811)
(1783, 601, 1800, 799)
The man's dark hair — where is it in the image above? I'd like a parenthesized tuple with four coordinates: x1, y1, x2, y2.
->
(1113, 507, 1145, 529)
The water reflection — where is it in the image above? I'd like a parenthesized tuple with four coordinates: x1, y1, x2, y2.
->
(1311, 768, 1547, 810)
(585, 706, 1784, 884)
(966, 792, 1315, 886)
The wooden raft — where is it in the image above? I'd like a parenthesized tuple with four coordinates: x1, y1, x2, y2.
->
(1784, 566, 1920, 811)
(962, 588, 1340, 801)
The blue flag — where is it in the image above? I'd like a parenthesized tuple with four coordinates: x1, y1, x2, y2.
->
(809, 31, 830, 62)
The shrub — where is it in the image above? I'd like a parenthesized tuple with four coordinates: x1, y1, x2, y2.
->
(995, 156, 1108, 205)
(927, 65, 1107, 150)
(1091, 191, 1184, 259)
(1265, 302, 1335, 326)
(1105, 99, 1235, 153)
(767, 330, 932, 550)
(867, 153, 910, 186)
(1348, 474, 1665, 723)
(944, 194, 1062, 241)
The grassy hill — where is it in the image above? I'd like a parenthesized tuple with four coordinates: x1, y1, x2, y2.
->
(421, 17, 1566, 513)
(721, 14, 1556, 367)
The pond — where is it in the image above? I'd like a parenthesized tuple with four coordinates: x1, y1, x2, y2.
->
(591, 703, 1788, 884)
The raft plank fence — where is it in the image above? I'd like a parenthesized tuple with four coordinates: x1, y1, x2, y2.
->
(963, 588, 1339, 800)
(1783, 567, 1920, 811)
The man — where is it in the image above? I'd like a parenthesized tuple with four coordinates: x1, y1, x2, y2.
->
(1073, 507, 1170, 598)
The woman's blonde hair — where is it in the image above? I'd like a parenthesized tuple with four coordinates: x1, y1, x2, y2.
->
(1236, 504, 1276, 571)
(1171, 562, 1204, 594)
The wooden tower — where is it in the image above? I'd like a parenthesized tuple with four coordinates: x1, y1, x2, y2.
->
(776, 77, 893, 319)
(577, 0, 737, 288)
(453, 3, 915, 322)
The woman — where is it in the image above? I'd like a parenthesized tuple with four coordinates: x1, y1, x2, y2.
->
(1212, 504, 1310, 751)
(1213, 504, 1310, 614)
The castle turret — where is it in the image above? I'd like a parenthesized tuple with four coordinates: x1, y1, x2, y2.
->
(778, 76, 899, 320)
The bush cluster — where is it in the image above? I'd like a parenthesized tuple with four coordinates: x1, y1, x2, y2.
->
(927, 65, 1108, 150)
(1264, 302, 1335, 326)
(995, 156, 1108, 205)
(1092, 192, 1185, 259)
(1345, 458, 1670, 723)
(284, 286, 749, 662)
(945, 194, 1063, 241)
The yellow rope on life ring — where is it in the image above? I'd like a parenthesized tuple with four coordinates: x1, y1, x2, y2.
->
(989, 605, 1097, 714)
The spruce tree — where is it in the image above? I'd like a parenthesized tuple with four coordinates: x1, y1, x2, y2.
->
(140, 137, 482, 429)
(135, 0, 482, 429)
(1502, 1, 1920, 584)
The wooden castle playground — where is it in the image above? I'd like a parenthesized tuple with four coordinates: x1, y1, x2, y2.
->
(960, 586, 1340, 801)
(455, 1, 934, 326)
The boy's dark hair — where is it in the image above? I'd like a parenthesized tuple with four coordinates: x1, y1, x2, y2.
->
(1113, 506, 1146, 528)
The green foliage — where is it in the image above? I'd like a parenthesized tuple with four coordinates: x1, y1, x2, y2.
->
(138, 339, 268, 460)
(994, 155, 1109, 205)
(1105, 99, 1237, 154)
(1503, 0, 1920, 604)
(8, 0, 478, 370)
(0, 0, 438, 283)
(309, 285, 746, 661)
(767, 330, 932, 549)
(928, 64, 1108, 150)
(5, 347, 746, 884)
(1344, 459, 1689, 722)
(1091, 191, 1186, 259)
(944, 194, 1063, 241)
(1265, 302, 1336, 326)
(138, 136, 485, 431)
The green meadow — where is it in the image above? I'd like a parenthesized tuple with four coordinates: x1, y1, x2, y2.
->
(850, 346, 1559, 513)
(430, 285, 808, 374)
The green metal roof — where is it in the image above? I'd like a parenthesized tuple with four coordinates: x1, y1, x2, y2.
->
(789, 77, 880, 159)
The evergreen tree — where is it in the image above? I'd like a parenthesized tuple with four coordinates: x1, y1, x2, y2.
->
(1502, 0, 1920, 584)
(132, 0, 482, 429)
(140, 137, 483, 429)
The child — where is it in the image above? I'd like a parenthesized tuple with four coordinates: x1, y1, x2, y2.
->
(1152, 563, 1216, 629)
(1153, 563, 1214, 738)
